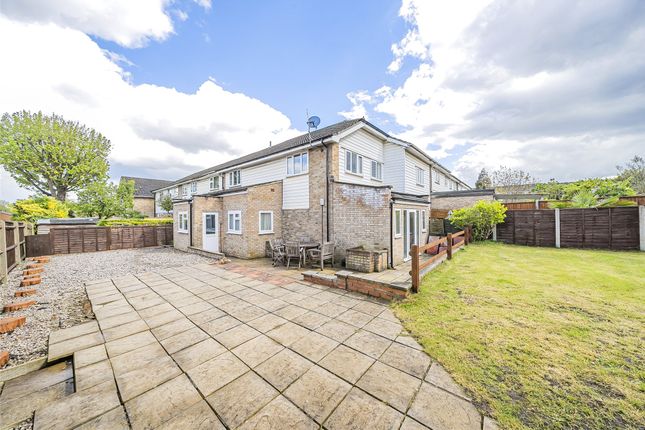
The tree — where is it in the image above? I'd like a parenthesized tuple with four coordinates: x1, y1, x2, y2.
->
(534, 178, 634, 201)
(0, 111, 111, 201)
(449, 200, 507, 241)
(617, 155, 645, 194)
(475, 168, 492, 189)
(491, 166, 534, 194)
(10, 196, 70, 224)
(0, 200, 10, 212)
(76, 180, 135, 219)
(160, 194, 174, 214)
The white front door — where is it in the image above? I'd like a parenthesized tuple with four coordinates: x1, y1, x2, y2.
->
(203, 213, 219, 253)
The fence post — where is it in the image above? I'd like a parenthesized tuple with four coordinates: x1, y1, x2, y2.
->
(555, 208, 561, 248)
(0, 220, 6, 285)
(410, 244, 419, 293)
(447, 233, 453, 260)
(13, 223, 20, 265)
(638, 205, 645, 251)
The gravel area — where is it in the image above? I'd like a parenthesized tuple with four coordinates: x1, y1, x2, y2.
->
(0, 247, 212, 369)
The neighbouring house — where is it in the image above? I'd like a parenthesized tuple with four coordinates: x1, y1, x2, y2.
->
(153, 118, 470, 267)
(120, 176, 173, 218)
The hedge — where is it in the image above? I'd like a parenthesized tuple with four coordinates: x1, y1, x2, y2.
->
(97, 218, 173, 227)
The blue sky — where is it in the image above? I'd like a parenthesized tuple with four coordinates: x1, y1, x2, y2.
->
(1, 0, 644, 201)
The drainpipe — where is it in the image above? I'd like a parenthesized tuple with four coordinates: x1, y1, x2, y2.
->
(320, 138, 331, 242)
(389, 198, 394, 269)
(188, 199, 193, 247)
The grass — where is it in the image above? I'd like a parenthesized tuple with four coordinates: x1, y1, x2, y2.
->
(393, 242, 645, 430)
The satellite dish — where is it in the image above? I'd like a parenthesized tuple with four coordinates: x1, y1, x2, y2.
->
(307, 116, 320, 129)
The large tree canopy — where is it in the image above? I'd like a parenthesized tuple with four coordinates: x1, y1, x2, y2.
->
(0, 111, 111, 201)
(76, 179, 135, 219)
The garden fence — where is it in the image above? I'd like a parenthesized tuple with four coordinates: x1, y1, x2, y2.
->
(26, 225, 173, 257)
(496, 207, 644, 251)
(1, 220, 33, 284)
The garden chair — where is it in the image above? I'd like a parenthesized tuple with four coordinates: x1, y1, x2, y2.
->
(270, 239, 285, 266)
(284, 242, 302, 269)
(307, 242, 335, 270)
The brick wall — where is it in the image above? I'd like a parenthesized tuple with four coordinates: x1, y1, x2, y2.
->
(431, 194, 493, 210)
(191, 196, 222, 250)
(244, 182, 282, 258)
(222, 192, 248, 258)
(330, 182, 391, 263)
(283, 147, 328, 243)
(173, 201, 190, 251)
(133, 198, 155, 217)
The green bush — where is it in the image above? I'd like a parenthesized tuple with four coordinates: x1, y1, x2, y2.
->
(10, 196, 70, 224)
(449, 200, 507, 241)
(97, 218, 173, 227)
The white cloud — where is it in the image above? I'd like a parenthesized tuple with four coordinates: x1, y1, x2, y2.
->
(338, 91, 371, 119)
(0, 0, 175, 47)
(346, 0, 645, 185)
(0, 17, 298, 200)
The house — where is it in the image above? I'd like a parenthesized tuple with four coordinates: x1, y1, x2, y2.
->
(152, 118, 469, 267)
(120, 176, 173, 217)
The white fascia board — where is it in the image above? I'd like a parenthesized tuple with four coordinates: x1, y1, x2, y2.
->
(331, 122, 389, 143)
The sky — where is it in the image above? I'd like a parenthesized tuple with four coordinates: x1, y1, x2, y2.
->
(1, 0, 644, 201)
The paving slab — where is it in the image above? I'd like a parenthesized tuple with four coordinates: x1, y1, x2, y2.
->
(214, 324, 261, 349)
(33, 380, 120, 430)
(324, 387, 404, 430)
(337, 309, 374, 328)
(172, 338, 227, 372)
(105, 330, 157, 357)
(380, 342, 432, 379)
(156, 400, 224, 430)
(363, 317, 403, 340)
(237, 395, 318, 430)
(101, 319, 149, 342)
(247, 313, 288, 332)
(74, 344, 108, 368)
(356, 361, 422, 412)
(151, 317, 195, 340)
(125, 374, 201, 430)
(315, 319, 358, 342)
(319, 344, 374, 383)
(207, 371, 279, 428)
(255, 348, 313, 391)
(284, 366, 351, 423)
(408, 382, 481, 430)
(0, 379, 73, 429)
(200, 315, 241, 336)
(425, 362, 471, 400)
(231, 334, 284, 368)
(290, 331, 339, 362)
(0, 361, 72, 402)
(74, 406, 129, 430)
(159, 326, 209, 354)
(75, 360, 114, 391)
(47, 331, 104, 362)
(114, 354, 182, 401)
(266, 321, 311, 346)
(343, 330, 392, 359)
(187, 351, 249, 396)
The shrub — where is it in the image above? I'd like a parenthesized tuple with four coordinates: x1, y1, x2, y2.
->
(10, 196, 70, 224)
(449, 200, 507, 241)
(97, 218, 173, 227)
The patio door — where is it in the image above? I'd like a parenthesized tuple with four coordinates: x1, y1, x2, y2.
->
(202, 213, 219, 253)
(403, 210, 419, 261)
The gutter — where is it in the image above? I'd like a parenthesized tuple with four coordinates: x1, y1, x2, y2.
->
(189, 198, 193, 247)
(320, 137, 331, 242)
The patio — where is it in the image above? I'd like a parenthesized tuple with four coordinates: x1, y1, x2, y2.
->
(0, 260, 493, 429)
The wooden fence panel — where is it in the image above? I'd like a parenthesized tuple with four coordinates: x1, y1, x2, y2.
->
(26, 235, 53, 257)
(40, 225, 173, 255)
(500, 207, 639, 250)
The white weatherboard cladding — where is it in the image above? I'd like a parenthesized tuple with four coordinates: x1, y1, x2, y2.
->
(338, 128, 385, 186)
(283, 174, 309, 209)
(383, 143, 405, 192)
(404, 152, 430, 195)
(240, 157, 285, 187)
(432, 168, 457, 192)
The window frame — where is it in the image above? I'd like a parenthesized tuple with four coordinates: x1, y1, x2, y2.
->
(344, 149, 363, 176)
(371, 160, 383, 181)
(258, 211, 274, 234)
(434, 170, 440, 184)
(394, 209, 402, 237)
(416, 167, 425, 186)
(421, 210, 427, 232)
(286, 152, 309, 176)
(229, 170, 241, 187)
(227, 210, 242, 234)
(190, 182, 197, 193)
(177, 211, 189, 233)
(209, 176, 219, 191)
(181, 185, 188, 197)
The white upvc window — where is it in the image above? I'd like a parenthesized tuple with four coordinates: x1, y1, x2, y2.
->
(394, 209, 402, 237)
(287, 152, 308, 176)
(177, 212, 189, 233)
(371, 160, 383, 180)
(258, 211, 274, 234)
(416, 167, 425, 186)
(182, 185, 188, 197)
(190, 182, 197, 193)
(229, 170, 241, 187)
(444, 175, 448, 186)
(434, 170, 440, 184)
(345, 150, 363, 175)
(421, 210, 427, 232)
(227, 210, 242, 234)
(209, 176, 219, 190)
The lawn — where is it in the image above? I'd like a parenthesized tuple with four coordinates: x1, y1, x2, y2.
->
(393, 242, 644, 430)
